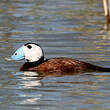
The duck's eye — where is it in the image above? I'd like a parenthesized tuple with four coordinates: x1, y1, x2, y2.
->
(15, 53, 17, 55)
(27, 45, 32, 49)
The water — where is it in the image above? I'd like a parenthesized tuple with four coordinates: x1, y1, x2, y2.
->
(1, 0, 110, 109)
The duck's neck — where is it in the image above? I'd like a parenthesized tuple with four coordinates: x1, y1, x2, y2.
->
(20, 56, 45, 71)
(27, 56, 45, 67)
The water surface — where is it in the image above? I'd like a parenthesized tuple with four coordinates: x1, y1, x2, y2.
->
(1, 0, 110, 110)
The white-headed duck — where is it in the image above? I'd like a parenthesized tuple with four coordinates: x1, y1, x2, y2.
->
(11, 43, 110, 74)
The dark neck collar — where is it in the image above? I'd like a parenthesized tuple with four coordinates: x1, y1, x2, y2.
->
(20, 56, 46, 71)
(26, 56, 44, 67)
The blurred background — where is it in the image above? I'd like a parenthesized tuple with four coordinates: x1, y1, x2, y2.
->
(0, 0, 110, 110)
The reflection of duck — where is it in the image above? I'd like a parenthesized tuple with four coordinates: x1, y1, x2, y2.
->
(17, 71, 40, 77)
(16, 72, 42, 88)
(11, 43, 110, 74)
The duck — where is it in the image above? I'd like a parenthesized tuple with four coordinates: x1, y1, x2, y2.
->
(11, 42, 110, 75)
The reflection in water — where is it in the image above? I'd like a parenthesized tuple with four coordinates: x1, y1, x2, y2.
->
(11, 72, 110, 110)
(17, 71, 40, 77)
(13, 71, 43, 108)
(16, 71, 43, 89)
(1, 0, 110, 110)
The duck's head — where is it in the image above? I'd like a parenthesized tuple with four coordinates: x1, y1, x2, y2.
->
(11, 43, 44, 62)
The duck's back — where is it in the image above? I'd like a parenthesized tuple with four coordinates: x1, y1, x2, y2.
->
(20, 57, 107, 74)
(36, 58, 99, 74)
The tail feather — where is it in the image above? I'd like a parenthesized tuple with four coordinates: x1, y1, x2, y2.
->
(96, 67, 110, 72)
(84, 62, 110, 72)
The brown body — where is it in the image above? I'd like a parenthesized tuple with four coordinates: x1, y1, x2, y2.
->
(20, 57, 110, 75)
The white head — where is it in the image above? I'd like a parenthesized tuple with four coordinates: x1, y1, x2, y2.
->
(11, 43, 44, 62)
